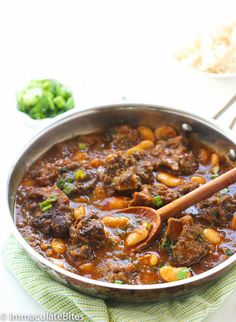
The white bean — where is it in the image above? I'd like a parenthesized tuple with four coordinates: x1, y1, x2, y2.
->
(102, 216, 129, 229)
(203, 228, 221, 244)
(125, 227, 148, 247)
(157, 172, 184, 187)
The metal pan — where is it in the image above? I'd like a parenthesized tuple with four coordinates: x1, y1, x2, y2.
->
(7, 101, 236, 302)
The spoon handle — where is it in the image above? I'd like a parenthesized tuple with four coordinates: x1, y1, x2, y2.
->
(157, 167, 236, 221)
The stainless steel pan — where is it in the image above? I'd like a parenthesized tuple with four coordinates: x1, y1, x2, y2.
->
(7, 101, 236, 302)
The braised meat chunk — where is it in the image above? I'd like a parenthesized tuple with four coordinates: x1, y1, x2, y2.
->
(75, 169, 98, 193)
(172, 223, 213, 266)
(151, 136, 198, 175)
(96, 259, 137, 284)
(56, 168, 99, 197)
(70, 213, 106, 248)
(29, 158, 78, 187)
(30, 161, 59, 186)
(25, 186, 74, 237)
(135, 159, 154, 184)
(161, 216, 213, 266)
(110, 125, 139, 149)
(197, 193, 236, 224)
(131, 183, 179, 208)
(68, 212, 106, 261)
(178, 181, 199, 195)
(102, 151, 154, 192)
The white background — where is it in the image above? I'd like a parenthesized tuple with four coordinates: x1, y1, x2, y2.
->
(0, 0, 236, 321)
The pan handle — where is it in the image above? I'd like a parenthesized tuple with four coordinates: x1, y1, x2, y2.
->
(213, 93, 236, 130)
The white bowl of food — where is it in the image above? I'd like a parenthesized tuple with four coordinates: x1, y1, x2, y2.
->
(16, 79, 76, 129)
(174, 21, 236, 79)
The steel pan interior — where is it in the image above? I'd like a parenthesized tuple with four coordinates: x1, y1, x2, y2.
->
(7, 104, 236, 302)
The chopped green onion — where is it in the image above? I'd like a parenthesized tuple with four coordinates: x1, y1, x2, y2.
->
(40, 204, 53, 212)
(16, 79, 74, 119)
(114, 280, 124, 284)
(176, 267, 191, 280)
(154, 195, 163, 208)
(211, 167, 219, 179)
(74, 169, 87, 181)
(58, 167, 68, 174)
(212, 209, 219, 217)
(57, 179, 65, 189)
(211, 174, 219, 179)
(66, 97, 75, 109)
(156, 201, 163, 208)
(160, 237, 173, 251)
(221, 188, 230, 194)
(212, 166, 219, 173)
(46, 194, 57, 203)
(56, 177, 74, 189)
(39, 194, 57, 212)
(78, 143, 87, 150)
(154, 195, 162, 202)
(53, 95, 66, 109)
(62, 182, 77, 196)
(224, 248, 235, 256)
(197, 234, 204, 243)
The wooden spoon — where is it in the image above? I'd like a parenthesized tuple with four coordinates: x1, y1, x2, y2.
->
(116, 167, 236, 253)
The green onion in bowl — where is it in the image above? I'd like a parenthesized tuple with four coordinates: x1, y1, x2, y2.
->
(16, 79, 75, 120)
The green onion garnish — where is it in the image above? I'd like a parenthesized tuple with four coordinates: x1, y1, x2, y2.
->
(221, 188, 230, 194)
(212, 209, 219, 217)
(16, 79, 74, 120)
(39, 194, 57, 212)
(58, 167, 68, 174)
(62, 182, 77, 196)
(224, 248, 235, 256)
(74, 169, 87, 181)
(40, 204, 53, 212)
(53, 95, 66, 109)
(114, 280, 124, 284)
(78, 143, 87, 150)
(160, 237, 174, 251)
(154, 195, 163, 208)
(56, 177, 74, 189)
(211, 167, 219, 179)
(176, 267, 191, 280)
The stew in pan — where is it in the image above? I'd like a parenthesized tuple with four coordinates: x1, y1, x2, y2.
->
(15, 124, 236, 284)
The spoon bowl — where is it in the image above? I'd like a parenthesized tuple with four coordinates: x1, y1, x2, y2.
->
(114, 207, 161, 253)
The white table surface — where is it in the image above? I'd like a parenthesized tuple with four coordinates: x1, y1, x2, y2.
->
(1, 0, 236, 320)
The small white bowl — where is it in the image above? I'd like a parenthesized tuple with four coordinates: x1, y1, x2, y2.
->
(201, 71, 236, 79)
(16, 107, 79, 130)
(172, 55, 236, 80)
